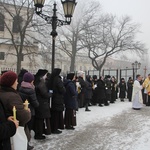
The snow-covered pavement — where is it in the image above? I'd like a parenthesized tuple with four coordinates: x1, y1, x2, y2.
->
(31, 100, 150, 150)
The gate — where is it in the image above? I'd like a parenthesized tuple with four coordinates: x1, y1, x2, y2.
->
(102, 69, 119, 80)
(120, 68, 134, 82)
(87, 68, 134, 82)
(88, 70, 100, 77)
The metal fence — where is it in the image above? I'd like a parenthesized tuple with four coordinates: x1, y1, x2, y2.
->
(88, 68, 134, 82)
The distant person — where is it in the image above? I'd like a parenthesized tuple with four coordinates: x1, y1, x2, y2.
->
(127, 77, 133, 102)
(77, 71, 86, 108)
(91, 75, 98, 105)
(85, 75, 93, 111)
(96, 76, 109, 106)
(119, 78, 126, 102)
(132, 74, 143, 110)
(105, 75, 112, 103)
(142, 74, 150, 106)
(110, 76, 117, 103)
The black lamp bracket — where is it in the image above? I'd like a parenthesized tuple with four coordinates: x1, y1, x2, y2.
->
(36, 12, 70, 27)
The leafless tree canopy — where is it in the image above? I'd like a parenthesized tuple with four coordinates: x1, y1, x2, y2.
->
(80, 14, 146, 72)
(0, 0, 53, 73)
(57, 0, 146, 72)
(0, 0, 146, 73)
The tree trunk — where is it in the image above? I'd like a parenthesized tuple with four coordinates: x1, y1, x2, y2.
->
(17, 54, 22, 74)
(70, 55, 75, 72)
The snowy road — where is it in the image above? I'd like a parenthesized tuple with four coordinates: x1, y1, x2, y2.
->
(31, 100, 150, 150)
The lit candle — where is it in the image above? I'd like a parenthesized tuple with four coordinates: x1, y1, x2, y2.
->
(13, 106, 16, 121)
(24, 100, 29, 110)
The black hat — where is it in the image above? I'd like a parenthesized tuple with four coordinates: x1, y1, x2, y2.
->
(67, 73, 75, 80)
(93, 75, 97, 80)
(107, 75, 111, 78)
(35, 69, 48, 77)
(1, 70, 8, 75)
(18, 68, 28, 77)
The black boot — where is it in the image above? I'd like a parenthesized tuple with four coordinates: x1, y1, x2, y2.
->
(85, 103, 91, 111)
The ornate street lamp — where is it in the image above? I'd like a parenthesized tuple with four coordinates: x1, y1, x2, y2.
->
(33, 0, 77, 72)
(132, 61, 141, 80)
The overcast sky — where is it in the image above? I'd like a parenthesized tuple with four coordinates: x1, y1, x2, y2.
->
(99, 0, 150, 53)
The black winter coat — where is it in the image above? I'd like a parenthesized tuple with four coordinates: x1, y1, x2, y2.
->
(64, 80, 78, 109)
(48, 68, 66, 112)
(96, 79, 106, 100)
(51, 76, 66, 111)
(78, 77, 87, 94)
(85, 80, 93, 99)
(127, 80, 133, 98)
(105, 79, 112, 94)
(19, 82, 39, 116)
(0, 101, 16, 150)
(119, 82, 126, 98)
(35, 79, 52, 118)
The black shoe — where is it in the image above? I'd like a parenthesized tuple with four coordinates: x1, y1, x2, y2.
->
(85, 109, 91, 111)
(52, 129, 62, 134)
(99, 104, 103, 107)
(121, 99, 124, 102)
(104, 103, 109, 106)
(65, 126, 75, 130)
(132, 108, 141, 110)
(28, 145, 34, 150)
(146, 103, 150, 106)
(34, 135, 46, 140)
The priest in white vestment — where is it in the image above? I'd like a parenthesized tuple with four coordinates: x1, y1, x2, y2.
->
(132, 74, 143, 110)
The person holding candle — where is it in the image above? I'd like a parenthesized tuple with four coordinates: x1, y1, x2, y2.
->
(0, 100, 19, 150)
(0, 71, 31, 149)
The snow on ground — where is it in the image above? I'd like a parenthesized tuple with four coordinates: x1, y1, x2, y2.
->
(76, 100, 131, 130)
(31, 100, 150, 150)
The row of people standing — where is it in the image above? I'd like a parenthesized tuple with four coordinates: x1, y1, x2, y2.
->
(76, 73, 136, 108)
(0, 68, 79, 150)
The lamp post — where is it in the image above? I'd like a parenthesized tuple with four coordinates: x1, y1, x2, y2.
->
(33, 0, 77, 72)
(132, 61, 141, 80)
(143, 66, 147, 78)
(125, 67, 128, 81)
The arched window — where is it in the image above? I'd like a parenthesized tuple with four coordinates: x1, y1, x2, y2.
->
(12, 15, 22, 33)
(0, 13, 5, 31)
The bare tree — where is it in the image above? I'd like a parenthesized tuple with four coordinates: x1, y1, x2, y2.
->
(80, 14, 146, 73)
(0, 0, 51, 73)
(56, 0, 101, 72)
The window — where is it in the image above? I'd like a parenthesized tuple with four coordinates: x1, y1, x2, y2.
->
(12, 15, 22, 33)
(0, 52, 5, 60)
(0, 13, 5, 31)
